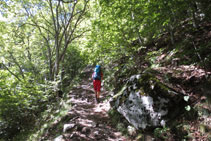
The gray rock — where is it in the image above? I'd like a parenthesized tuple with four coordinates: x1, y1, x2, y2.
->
(127, 126, 136, 136)
(117, 92, 167, 129)
(113, 73, 187, 130)
(63, 123, 75, 133)
(54, 135, 64, 141)
(81, 127, 91, 134)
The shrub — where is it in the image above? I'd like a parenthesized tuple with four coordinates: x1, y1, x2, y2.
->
(0, 70, 46, 140)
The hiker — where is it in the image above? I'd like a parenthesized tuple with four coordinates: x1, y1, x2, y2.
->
(92, 65, 103, 103)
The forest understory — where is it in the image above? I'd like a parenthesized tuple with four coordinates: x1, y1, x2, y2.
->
(0, 0, 211, 140)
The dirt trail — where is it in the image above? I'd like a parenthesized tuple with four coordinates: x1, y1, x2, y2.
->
(62, 68, 130, 141)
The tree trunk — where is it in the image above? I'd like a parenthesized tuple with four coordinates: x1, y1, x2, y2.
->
(192, 2, 199, 28)
(54, 38, 60, 80)
(169, 24, 175, 45)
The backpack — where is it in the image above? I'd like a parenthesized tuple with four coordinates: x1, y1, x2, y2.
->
(93, 65, 101, 80)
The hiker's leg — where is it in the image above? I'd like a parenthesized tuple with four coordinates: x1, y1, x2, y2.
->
(97, 91, 100, 99)
(93, 80, 97, 100)
(98, 91, 101, 99)
(96, 91, 100, 103)
(95, 91, 98, 100)
(97, 81, 101, 99)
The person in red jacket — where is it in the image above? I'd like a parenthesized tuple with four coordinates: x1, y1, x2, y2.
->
(92, 65, 103, 103)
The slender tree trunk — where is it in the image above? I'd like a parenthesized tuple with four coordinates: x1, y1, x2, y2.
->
(48, 48, 53, 81)
(169, 24, 175, 45)
(47, 0, 89, 81)
(54, 38, 60, 80)
(137, 31, 142, 45)
(192, 2, 198, 28)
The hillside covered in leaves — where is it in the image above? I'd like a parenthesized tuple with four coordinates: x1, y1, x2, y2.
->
(0, 0, 210, 140)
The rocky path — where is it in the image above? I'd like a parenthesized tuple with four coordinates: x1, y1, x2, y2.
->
(55, 68, 130, 141)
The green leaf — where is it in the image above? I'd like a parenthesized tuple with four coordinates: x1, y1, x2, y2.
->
(185, 105, 191, 111)
(184, 96, 189, 102)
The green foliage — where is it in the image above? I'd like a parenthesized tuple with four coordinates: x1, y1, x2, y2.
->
(0, 0, 90, 138)
(88, 0, 211, 67)
(184, 96, 191, 111)
(154, 127, 171, 140)
(185, 105, 191, 111)
(26, 102, 71, 141)
(145, 48, 164, 68)
(0, 0, 210, 140)
(62, 45, 88, 87)
(0, 70, 46, 139)
(174, 123, 192, 140)
(108, 108, 122, 126)
(108, 108, 128, 135)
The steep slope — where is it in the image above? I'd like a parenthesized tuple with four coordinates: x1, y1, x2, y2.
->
(108, 21, 211, 140)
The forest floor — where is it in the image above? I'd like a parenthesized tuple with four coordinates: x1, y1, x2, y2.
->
(50, 67, 131, 141)
(153, 65, 211, 140)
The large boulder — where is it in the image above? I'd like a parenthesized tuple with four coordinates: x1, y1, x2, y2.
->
(110, 73, 188, 129)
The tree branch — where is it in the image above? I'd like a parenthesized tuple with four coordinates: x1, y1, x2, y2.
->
(57, 0, 78, 49)
(40, 11, 52, 27)
(67, 0, 89, 41)
(56, 0, 61, 34)
(60, 0, 75, 3)
(59, 0, 89, 62)
(8, 52, 25, 79)
(25, 22, 54, 36)
(1, 63, 22, 82)
(48, 0, 57, 36)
